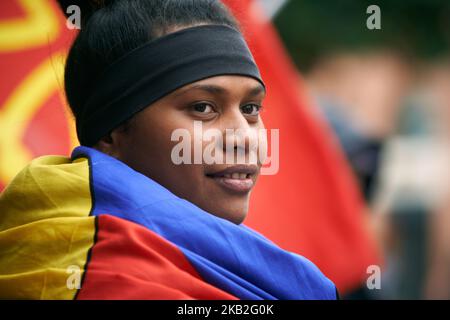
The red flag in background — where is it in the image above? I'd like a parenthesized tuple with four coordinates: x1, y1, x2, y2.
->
(0, 0, 380, 294)
(223, 0, 381, 293)
(0, 0, 75, 190)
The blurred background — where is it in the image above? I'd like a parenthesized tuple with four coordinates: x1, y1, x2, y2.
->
(0, 0, 449, 299)
(271, 0, 450, 299)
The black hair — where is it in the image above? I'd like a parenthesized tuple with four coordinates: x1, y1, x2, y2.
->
(56, 0, 239, 127)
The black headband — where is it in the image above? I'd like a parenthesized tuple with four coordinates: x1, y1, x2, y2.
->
(77, 24, 265, 146)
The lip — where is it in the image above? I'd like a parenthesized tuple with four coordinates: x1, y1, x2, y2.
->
(205, 164, 258, 194)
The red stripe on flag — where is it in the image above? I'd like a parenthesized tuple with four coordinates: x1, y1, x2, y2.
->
(76, 214, 237, 300)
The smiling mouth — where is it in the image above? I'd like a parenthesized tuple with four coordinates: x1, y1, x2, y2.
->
(205, 165, 257, 194)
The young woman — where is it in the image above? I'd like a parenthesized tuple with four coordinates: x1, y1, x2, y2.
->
(0, 0, 337, 299)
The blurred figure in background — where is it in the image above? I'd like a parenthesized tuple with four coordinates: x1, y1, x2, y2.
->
(369, 58, 450, 299)
(306, 50, 414, 299)
(274, 0, 450, 299)
(306, 51, 412, 199)
(306, 51, 450, 300)
(419, 60, 450, 299)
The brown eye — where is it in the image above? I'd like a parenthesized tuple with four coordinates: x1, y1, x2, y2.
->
(241, 104, 261, 116)
(192, 103, 214, 113)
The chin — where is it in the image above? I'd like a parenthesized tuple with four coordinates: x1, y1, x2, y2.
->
(208, 202, 249, 225)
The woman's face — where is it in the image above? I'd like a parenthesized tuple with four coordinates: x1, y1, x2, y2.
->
(98, 75, 266, 224)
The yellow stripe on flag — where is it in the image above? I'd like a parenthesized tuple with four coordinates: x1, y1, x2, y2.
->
(0, 156, 95, 299)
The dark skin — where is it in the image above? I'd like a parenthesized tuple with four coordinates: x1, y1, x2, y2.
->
(95, 75, 266, 224)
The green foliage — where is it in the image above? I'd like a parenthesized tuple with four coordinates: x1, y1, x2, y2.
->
(274, 0, 450, 70)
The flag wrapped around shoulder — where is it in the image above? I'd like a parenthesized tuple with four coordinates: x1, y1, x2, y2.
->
(0, 146, 337, 299)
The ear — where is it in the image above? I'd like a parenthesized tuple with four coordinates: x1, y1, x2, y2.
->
(94, 132, 121, 158)
(92, 119, 134, 158)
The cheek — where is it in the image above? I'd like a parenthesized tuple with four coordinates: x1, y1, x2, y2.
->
(116, 113, 179, 174)
(257, 135, 268, 166)
(254, 121, 267, 165)
(133, 109, 191, 156)
(121, 111, 204, 187)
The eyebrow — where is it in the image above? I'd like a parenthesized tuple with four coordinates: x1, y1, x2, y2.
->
(247, 83, 266, 97)
(172, 82, 266, 98)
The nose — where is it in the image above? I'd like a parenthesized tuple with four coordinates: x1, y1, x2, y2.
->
(221, 109, 258, 164)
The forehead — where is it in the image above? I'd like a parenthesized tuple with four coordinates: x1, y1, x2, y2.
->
(170, 75, 266, 98)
